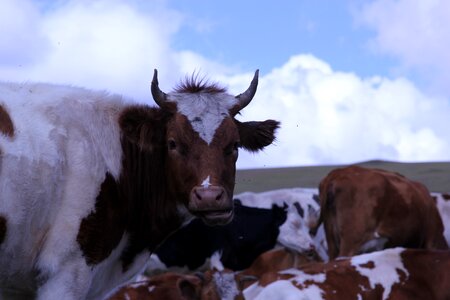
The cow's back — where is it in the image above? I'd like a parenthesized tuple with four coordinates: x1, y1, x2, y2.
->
(318, 165, 447, 259)
(0, 82, 125, 294)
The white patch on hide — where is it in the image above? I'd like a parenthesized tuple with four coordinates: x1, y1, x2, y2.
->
(351, 248, 408, 300)
(168, 92, 238, 144)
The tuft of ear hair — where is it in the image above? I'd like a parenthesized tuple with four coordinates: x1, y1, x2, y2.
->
(236, 120, 280, 152)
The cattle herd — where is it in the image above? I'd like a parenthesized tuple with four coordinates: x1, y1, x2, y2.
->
(109, 178, 450, 300)
(0, 71, 450, 299)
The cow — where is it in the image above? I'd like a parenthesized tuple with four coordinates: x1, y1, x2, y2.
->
(0, 69, 279, 299)
(236, 188, 327, 260)
(107, 246, 450, 300)
(240, 248, 450, 300)
(107, 273, 204, 300)
(313, 166, 448, 260)
(108, 247, 321, 300)
(148, 199, 288, 273)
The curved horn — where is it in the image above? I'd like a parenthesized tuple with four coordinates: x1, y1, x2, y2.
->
(235, 69, 259, 110)
(151, 69, 168, 107)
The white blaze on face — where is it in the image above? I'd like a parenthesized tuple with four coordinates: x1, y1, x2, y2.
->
(169, 92, 238, 144)
(201, 176, 211, 188)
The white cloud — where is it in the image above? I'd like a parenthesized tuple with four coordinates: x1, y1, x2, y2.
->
(355, 0, 450, 96)
(233, 55, 450, 168)
(0, 0, 188, 101)
(0, 0, 49, 67)
(1, 0, 449, 169)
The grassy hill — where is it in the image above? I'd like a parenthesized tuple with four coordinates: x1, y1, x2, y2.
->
(235, 160, 450, 194)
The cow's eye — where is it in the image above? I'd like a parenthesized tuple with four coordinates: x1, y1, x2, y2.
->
(168, 139, 177, 150)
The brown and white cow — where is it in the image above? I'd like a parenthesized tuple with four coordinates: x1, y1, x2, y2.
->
(313, 166, 448, 260)
(0, 70, 279, 299)
(241, 248, 450, 300)
(108, 248, 321, 300)
(110, 247, 450, 300)
(108, 273, 204, 300)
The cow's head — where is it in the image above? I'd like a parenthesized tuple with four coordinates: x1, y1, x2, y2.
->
(122, 70, 279, 226)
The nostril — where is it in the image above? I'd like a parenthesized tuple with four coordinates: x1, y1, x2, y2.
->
(195, 190, 202, 201)
(215, 191, 224, 201)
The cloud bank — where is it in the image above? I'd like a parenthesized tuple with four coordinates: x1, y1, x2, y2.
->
(1, 0, 449, 169)
(232, 55, 450, 168)
(355, 0, 450, 97)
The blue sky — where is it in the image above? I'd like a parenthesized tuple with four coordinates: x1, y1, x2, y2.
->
(1, 0, 449, 168)
(169, 0, 392, 78)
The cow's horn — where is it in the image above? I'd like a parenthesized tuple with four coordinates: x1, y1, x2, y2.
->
(235, 69, 259, 110)
(151, 69, 168, 106)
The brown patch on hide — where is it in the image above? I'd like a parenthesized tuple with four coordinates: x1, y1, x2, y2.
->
(77, 173, 126, 265)
(358, 260, 375, 269)
(0, 105, 14, 138)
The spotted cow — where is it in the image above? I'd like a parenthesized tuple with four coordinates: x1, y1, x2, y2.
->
(0, 70, 279, 299)
(112, 247, 450, 300)
(313, 166, 448, 259)
(240, 248, 450, 300)
(235, 188, 326, 260)
(107, 273, 204, 300)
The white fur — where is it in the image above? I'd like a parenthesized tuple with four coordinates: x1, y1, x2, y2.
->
(201, 176, 211, 188)
(351, 248, 408, 300)
(0, 82, 145, 299)
(209, 251, 224, 271)
(212, 271, 239, 300)
(169, 92, 238, 144)
(91, 235, 152, 300)
(243, 276, 325, 300)
(432, 192, 450, 245)
(236, 188, 328, 260)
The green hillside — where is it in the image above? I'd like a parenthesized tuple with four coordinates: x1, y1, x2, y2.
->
(235, 160, 450, 194)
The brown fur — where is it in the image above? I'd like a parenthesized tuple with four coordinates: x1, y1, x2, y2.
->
(0, 215, 6, 245)
(0, 105, 14, 138)
(240, 249, 450, 300)
(110, 249, 450, 300)
(108, 273, 204, 300)
(315, 166, 448, 259)
(236, 248, 321, 292)
(107, 248, 450, 300)
(77, 173, 126, 265)
(238, 248, 320, 279)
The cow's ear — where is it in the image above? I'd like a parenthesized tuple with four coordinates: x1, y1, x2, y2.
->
(119, 106, 168, 151)
(236, 119, 280, 152)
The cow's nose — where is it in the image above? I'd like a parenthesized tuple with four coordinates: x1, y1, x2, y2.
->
(189, 186, 233, 225)
(192, 186, 225, 203)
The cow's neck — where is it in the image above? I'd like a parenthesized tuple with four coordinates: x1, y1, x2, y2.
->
(117, 136, 183, 269)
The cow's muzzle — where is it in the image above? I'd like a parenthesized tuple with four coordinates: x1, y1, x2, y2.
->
(189, 186, 234, 226)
